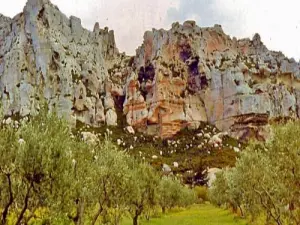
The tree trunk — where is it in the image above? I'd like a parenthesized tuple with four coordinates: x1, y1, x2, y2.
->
(15, 183, 32, 225)
(1, 174, 13, 225)
(162, 206, 166, 214)
(76, 201, 85, 225)
(238, 205, 244, 218)
(91, 205, 103, 225)
(132, 215, 138, 225)
(275, 217, 282, 225)
(69, 198, 85, 225)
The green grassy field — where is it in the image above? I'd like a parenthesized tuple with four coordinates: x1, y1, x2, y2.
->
(122, 204, 248, 225)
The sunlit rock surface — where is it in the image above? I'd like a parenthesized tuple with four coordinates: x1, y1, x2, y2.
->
(1, 1, 300, 140)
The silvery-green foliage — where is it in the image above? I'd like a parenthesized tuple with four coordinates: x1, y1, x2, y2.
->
(209, 122, 300, 225)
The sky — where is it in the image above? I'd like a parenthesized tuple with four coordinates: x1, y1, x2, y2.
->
(1, 0, 300, 59)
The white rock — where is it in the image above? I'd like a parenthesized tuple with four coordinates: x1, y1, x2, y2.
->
(130, 145, 134, 150)
(152, 155, 158, 159)
(117, 139, 122, 146)
(233, 147, 240, 153)
(173, 162, 179, 168)
(204, 133, 211, 139)
(126, 126, 135, 134)
(205, 168, 222, 187)
(160, 151, 163, 156)
(106, 109, 118, 126)
(5, 117, 12, 125)
(72, 159, 77, 165)
(162, 164, 172, 173)
(197, 133, 203, 137)
(209, 134, 223, 146)
(81, 132, 98, 145)
(18, 139, 25, 145)
(134, 136, 138, 142)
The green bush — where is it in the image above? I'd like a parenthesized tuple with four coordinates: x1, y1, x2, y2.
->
(194, 186, 208, 202)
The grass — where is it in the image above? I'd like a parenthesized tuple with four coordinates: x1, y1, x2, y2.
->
(122, 204, 248, 225)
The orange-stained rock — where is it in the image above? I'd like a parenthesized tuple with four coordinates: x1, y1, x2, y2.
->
(123, 72, 148, 126)
(130, 21, 300, 140)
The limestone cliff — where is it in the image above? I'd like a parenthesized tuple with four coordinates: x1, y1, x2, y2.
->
(130, 21, 300, 140)
(1, 1, 300, 141)
(0, 0, 119, 127)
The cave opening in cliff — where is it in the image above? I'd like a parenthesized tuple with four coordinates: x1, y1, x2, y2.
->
(179, 43, 192, 62)
(138, 62, 155, 98)
(188, 56, 200, 76)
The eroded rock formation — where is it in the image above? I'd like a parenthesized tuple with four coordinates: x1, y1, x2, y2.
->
(0, 0, 118, 127)
(1, 1, 300, 140)
(131, 21, 300, 140)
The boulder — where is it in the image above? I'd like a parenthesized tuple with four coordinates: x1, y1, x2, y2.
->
(106, 109, 117, 126)
(205, 168, 222, 187)
(125, 126, 135, 134)
(81, 132, 98, 145)
(162, 164, 172, 173)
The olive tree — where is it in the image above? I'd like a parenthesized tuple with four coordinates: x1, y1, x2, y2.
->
(0, 126, 19, 225)
(88, 138, 133, 225)
(127, 163, 160, 225)
(210, 122, 300, 225)
(0, 110, 75, 225)
(158, 176, 196, 213)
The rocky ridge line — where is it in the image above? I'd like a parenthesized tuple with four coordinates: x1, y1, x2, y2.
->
(1, 0, 300, 141)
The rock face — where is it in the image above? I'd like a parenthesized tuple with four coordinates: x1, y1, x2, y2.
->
(132, 21, 300, 140)
(1, 2, 300, 141)
(0, 0, 118, 127)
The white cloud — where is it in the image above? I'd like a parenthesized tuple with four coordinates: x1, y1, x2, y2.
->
(1, 0, 300, 59)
